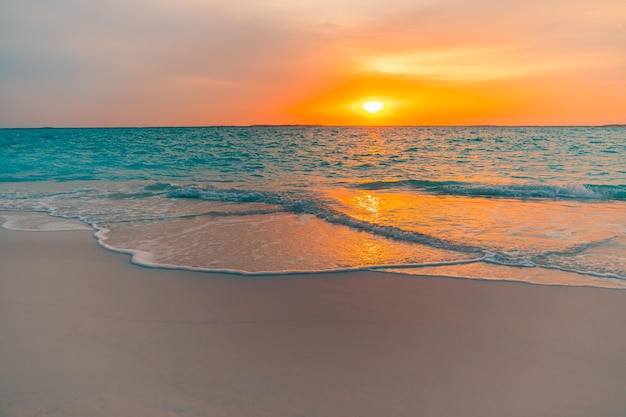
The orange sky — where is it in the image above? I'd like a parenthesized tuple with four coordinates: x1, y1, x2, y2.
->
(1, 0, 625, 127)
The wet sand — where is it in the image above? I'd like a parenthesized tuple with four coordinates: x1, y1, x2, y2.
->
(1, 228, 626, 417)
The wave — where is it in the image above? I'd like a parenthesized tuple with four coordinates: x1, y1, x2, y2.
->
(162, 183, 626, 280)
(353, 180, 626, 201)
(1, 182, 481, 254)
(165, 184, 483, 254)
(101, 208, 288, 224)
(94, 227, 487, 277)
(93, 221, 626, 284)
(3, 182, 625, 284)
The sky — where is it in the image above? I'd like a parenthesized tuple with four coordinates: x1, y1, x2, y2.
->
(1, 0, 625, 127)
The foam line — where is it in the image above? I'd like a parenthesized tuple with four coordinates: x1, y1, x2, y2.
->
(353, 180, 626, 201)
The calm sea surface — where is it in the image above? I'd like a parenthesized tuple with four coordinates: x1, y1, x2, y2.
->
(1, 126, 625, 287)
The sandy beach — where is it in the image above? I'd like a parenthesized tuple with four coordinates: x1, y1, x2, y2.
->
(2, 228, 626, 417)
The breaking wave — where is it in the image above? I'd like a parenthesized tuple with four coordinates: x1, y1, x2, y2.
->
(353, 180, 626, 201)
(165, 184, 483, 254)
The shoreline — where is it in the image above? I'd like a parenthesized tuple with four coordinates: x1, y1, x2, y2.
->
(2, 210, 623, 289)
(2, 228, 626, 416)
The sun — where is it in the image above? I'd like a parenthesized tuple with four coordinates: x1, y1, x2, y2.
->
(361, 101, 384, 114)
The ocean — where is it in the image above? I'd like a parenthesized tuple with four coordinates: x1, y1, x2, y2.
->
(1, 126, 625, 288)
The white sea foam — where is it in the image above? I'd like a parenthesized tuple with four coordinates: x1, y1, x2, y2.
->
(0, 212, 92, 232)
(354, 180, 626, 201)
(384, 263, 626, 289)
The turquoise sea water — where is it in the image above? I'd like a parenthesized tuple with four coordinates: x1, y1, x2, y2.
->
(1, 126, 625, 287)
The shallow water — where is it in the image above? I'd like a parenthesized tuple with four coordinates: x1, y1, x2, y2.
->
(1, 126, 625, 287)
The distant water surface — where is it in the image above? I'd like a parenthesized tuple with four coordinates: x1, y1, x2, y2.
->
(1, 126, 625, 288)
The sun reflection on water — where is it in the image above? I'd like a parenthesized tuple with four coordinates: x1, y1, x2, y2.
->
(324, 187, 626, 258)
(354, 193, 381, 214)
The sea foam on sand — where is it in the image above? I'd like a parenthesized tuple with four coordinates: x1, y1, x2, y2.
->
(1, 227, 626, 417)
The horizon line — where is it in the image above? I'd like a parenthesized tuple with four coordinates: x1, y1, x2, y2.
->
(1, 123, 625, 130)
